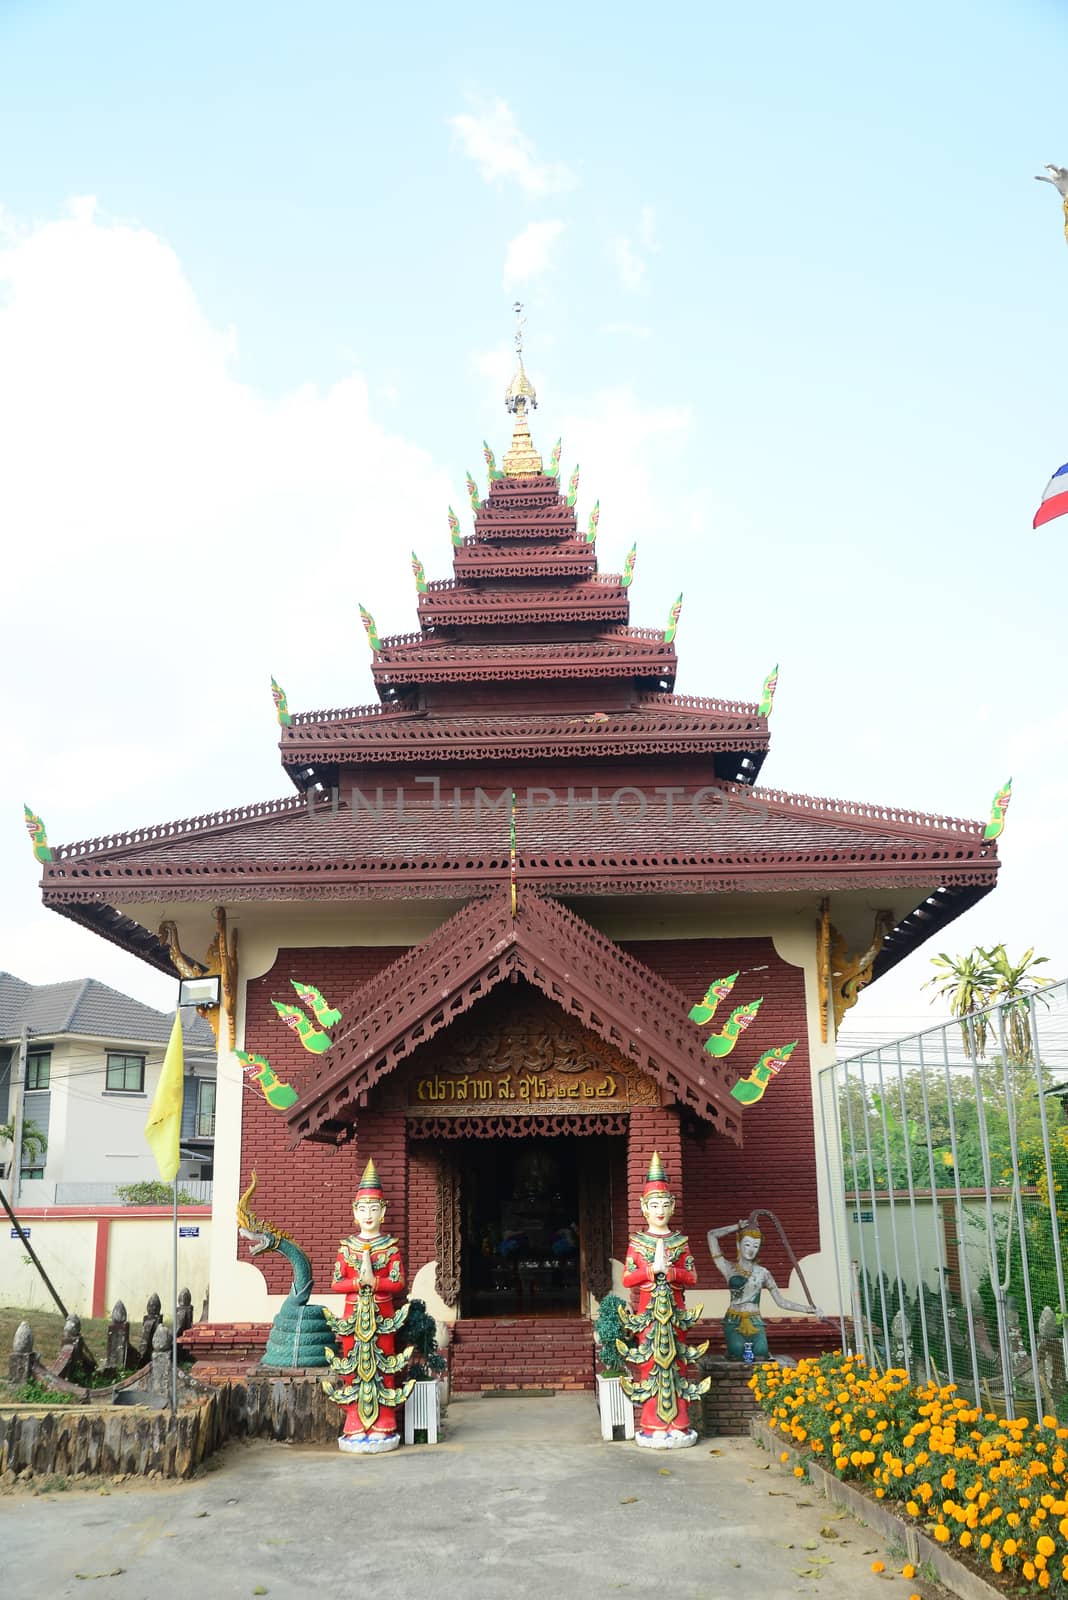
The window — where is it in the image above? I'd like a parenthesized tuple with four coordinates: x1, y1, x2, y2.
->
(20, 1166, 44, 1181)
(26, 1052, 51, 1090)
(195, 1078, 216, 1139)
(106, 1053, 145, 1093)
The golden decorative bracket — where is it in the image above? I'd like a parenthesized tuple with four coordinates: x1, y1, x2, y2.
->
(825, 909, 895, 1036)
(157, 906, 238, 1051)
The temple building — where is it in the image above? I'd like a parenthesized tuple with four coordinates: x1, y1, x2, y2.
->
(35, 331, 1000, 1387)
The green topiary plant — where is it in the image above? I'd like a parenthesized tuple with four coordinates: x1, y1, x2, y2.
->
(594, 1292, 633, 1378)
(404, 1298, 447, 1382)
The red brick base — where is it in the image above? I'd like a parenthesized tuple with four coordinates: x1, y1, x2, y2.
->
(701, 1360, 763, 1436)
(180, 1322, 270, 1382)
(450, 1317, 594, 1392)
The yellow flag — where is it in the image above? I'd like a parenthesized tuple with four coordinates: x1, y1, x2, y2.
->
(145, 1011, 184, 1182)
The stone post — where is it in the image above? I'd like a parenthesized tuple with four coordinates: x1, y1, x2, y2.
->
(175, 1287, 194, 1340)
(50, 1312, 96, 1382)
(150, 1323, 174, 1397)
(106, 1300, 133, 1373)
(138, 1292, 162, 1364)
(9, 1320, 35, 1385)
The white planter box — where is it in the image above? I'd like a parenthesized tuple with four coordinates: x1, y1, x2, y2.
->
(403, 1378, 440, 1445)
(596, 1374, 635, 1441)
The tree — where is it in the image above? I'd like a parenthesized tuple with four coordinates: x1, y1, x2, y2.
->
(0, 1116, 47, 1169)
(922, 945, 1051, 1062)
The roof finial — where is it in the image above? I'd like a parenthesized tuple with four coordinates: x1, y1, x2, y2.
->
(503, 300, 543, 477)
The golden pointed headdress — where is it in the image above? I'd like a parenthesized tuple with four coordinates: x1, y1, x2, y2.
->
(642, 1150, 672, 1198)
(355, 1156, 384, 1202)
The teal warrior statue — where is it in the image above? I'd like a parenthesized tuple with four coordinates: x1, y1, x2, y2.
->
(707, 1218, 822, 1362)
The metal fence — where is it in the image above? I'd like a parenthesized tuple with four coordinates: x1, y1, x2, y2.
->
(53, 1179, 214, 1206)
(819, 980, 1068, 1419)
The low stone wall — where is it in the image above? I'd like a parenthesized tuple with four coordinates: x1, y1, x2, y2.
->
(0, 1393, 227, 1480)
(236, 1370, 340, 1444)
(699, 1358, 762, 1437)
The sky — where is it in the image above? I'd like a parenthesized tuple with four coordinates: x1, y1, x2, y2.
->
(1, 0, 1066, 1047)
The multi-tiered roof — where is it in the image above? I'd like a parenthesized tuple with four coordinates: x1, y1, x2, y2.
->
(36, 330, 999, 999)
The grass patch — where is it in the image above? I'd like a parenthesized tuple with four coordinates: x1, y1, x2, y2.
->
(0, 1306, 112, 1363)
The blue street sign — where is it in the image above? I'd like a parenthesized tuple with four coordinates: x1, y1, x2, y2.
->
(11, 1227, 29, 1239)
(178, 1226, 200, 1238)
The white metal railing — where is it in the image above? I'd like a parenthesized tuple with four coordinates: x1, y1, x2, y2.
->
(819, 979, 1068, 1418)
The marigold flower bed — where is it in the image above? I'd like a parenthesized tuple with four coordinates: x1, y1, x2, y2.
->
(752, 1353, 1068, 1596)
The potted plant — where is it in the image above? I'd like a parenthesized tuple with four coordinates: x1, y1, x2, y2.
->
(402, 1298, 447, 1444)
(594, 1293, 635, 1441)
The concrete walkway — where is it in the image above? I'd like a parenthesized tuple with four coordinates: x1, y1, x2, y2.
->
(1, 1397, 901, 1600)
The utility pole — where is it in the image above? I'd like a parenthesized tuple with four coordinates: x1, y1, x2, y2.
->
(10, 1024, 27, 1206)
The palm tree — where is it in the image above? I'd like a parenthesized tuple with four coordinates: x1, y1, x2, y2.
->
(982, 944, 1050, 1064)
(923, 949, 997, 1058)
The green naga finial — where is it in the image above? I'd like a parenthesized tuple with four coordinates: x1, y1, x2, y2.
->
(664, 593, 683, 644)
(483, 440, 503, 483)
(984, 778, 1012, 841)
(290, 980, 342, 1029)
(358, 603, 380, 653)
(547, 438, 562, 478)
(688, 972, 739, 1027)
(236, 1051, 299, 1111)
(730, 1041, 798, 1105)
(272, 1000, 333, 1054)
(758, 664, 779, 719)
(270, 676, 292, 728)
(586, 500, 600, 543)
(566, 464, 580, 508)
(703, 998, 764, 1058)
(447, 506, 462, 548)
(621, 543, 637, 589)
(465, 471, 481, 517)
(411, 552, 427, 595)
(23, 804, 52, 864)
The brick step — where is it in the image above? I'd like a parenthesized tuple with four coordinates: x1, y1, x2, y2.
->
(450, 1316, 595, 1392)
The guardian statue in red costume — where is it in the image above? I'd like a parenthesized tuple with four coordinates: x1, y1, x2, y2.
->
(619, 1152, 710, 1448)
(322, 1157, 415, 1454)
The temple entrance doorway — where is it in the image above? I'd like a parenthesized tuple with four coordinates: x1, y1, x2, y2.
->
(461, 1137, 582, 1318)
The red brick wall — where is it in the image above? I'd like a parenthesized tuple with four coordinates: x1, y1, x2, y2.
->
(407, 1142, 438, 1279)
(240, 946, 403, 1294)
(239, 933, 817, 1303)
(623, 937, 817, 1294)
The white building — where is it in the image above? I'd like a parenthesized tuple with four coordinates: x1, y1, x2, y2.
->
(0, 973, 216, 1205)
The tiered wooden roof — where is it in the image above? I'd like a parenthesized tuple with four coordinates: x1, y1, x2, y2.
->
(36, 355, 999, 994)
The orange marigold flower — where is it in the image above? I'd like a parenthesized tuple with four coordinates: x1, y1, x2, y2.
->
(1004, 1538, 1018, 1555)
(901, 1564, 915, 1579)
(870, 1561, 884, 1573)
(1038, 1536, 1056, 1557)
(934, 1526, 950, 1543)
(793, 1466, 805, 1479)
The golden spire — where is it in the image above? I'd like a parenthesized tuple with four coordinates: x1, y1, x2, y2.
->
(502, 301, 543, 477)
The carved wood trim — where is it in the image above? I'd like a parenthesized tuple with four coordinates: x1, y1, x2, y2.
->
(435, 1153, 461, 1309)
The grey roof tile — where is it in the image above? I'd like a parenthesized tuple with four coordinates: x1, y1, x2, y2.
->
(0, 972, 215, 1051)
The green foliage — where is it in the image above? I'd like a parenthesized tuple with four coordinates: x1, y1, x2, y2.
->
(403, 1298, 446, 1381)
(11, 1376, 67, 1404)
(923, 944, 1051, 1062)
(593, 1292, 633, 1376)
(114, 1180, 196, 1206)
(0, 1116, 48, 1163)
(841, 1060, 1047, 1191)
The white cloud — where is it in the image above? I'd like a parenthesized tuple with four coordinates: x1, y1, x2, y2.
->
(448, 99, 576, 196)
(613, 238, 646, 290)
(503, 219, 564, 287)
(0, 200, 453, 1004)
(612, 206, 660, 292)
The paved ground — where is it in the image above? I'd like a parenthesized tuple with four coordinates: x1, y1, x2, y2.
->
(1, 1397, 902, 1600)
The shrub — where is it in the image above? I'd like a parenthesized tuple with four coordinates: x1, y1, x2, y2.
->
(115, 1181, 197, 1206)
(594, 1293, 633, 1377)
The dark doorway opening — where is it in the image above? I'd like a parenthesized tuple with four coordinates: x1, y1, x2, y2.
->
(461, 1138, 581, 1317)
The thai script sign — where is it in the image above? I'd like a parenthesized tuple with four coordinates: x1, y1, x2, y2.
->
(408, 1066, 657, 1116)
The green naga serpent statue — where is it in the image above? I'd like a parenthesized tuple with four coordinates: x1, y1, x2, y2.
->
(236, 1172, 336, 1368)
